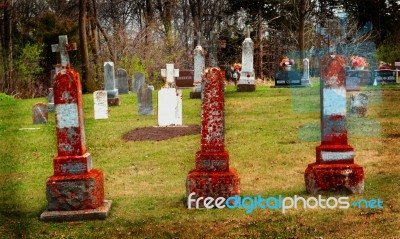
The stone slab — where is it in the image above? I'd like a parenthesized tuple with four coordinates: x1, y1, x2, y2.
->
(237, 84, 256, 92)
(40, 200, 112, 222)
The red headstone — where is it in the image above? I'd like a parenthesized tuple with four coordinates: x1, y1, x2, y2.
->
(304, 54, 364, 194)
(186, 67, 240, 207)
(41, 66, 111, 221)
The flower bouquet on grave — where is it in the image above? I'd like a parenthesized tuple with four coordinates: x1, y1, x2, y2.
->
(351, 56, 368, 70)
(280, 56, 295, 71)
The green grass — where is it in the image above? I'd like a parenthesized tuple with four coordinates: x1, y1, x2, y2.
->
(0, 83, 399, 238)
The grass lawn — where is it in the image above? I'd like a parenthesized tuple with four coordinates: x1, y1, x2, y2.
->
(0, 81, 399, 238)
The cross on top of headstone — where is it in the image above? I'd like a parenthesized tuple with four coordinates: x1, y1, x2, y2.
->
(161, 64, 179, 87)
(196, 31, 202, 47)
(51, 35, 77, 68)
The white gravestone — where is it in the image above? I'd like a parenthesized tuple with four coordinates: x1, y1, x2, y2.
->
(159, 64, 181, 126)
(302, 58, 311, 86)
(193, 33, 205, 94)
(93, 90, 108, 119)
(238, 29, 255, 91)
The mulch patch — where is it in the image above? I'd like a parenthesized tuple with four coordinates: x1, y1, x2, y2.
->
(123, 125, 201, 141)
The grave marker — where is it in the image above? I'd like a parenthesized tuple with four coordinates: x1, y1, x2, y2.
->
(104, 62, 120, 106)
(304, 54, 364, 194)
(132, 72, 145, 93)
(350, 93, 368, 118)
(46, 88, 55, 112)
(237, 29, 256, 92)
(186, 67, 240, 207)
(115, 68, 129, 94)
(93, 90, 108, 119)
(159, 64, 182, 126)
(191, 32, 205, 99)
(51, 35, 77, 68)
(138, 82, 153, 116)
(32, 102, 48, 124)
(301, 58, 311, 86)
(40, 66, 111, 221)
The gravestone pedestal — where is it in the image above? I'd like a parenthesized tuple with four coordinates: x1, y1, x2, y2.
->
(40, 67, 111, 221)
(304, 54, 364, 194)
(186, 68, 239, 207)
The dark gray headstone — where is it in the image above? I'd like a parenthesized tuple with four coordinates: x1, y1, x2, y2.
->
(132, 72, 145, 93)
(115, 68, 129, 94)
(275, 71, 302, 87)
(137, 84, 153, 115)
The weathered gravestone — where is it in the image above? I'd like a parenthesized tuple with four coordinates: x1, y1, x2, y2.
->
(137, 76, 153, 116)
(304, 54, 364, 194)
(237, 29, 256, 92)
(32, 102, 48, 124)
(159, 64, 182, 126)
(40, 66, 111, 222)
(191, 32, 205, 99)
(350, 93, 368, 118)
(346, 71, 361, 91)
(104, 62, 120, 106)
(186, 67, 240, 208)
(46, 88, 55, 112)
(93, 90, 108, 119)
(115, 68, 129, 94)
(301, 58, 311, 86)
(51, 35, 77, 68)
(132, 72, 145, 93)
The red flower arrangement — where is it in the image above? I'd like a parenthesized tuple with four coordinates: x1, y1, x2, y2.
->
(351, 56, 368, 67)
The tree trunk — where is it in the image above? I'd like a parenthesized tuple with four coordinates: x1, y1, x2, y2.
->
(79, 0, 90, 92)
(1, 0, 13, 93)
(88, 0, 100, 86)
(257, 5, 263, 80)
(298, 0, 306, 61)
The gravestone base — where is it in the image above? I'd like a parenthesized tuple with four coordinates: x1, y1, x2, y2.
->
(44, 169, 105, 211)
(304, 163, 364, 194)
(237, 84, 256, 92)
(190, 91, 202, 99)
(195, 151, 230, 171)
(40, 200, 112, 222)
(186, 170, 240, 208)
(107, 97, 120, 106)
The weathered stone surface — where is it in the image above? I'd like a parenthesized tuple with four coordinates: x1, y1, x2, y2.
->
(138, 84, 153, 115)
(93, 90, 108, 119)
(186, 67, 239, 206)
(132, 72, 145, 93)
(115, 68, 129, 94)
(304, 54, 364, 194)
(350, 93, 368, 117)
(32, 102, 48, 124)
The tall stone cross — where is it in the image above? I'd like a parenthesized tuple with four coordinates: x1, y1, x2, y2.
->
(304, 53, 364, 194)
(186, 67, 240, 208)
(161, 63, 179, 87)
(51, 35, 77, 68)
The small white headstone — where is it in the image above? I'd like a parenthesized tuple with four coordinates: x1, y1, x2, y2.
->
(158, 88, 182, 126)
(302, 58, 311, 86)
(93, 90, 108, 119)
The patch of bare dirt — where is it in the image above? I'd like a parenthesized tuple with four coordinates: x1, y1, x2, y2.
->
(123, 125, 201, 141)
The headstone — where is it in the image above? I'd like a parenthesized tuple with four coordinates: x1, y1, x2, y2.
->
(104, 62, 120, 106)
(159, 64, 182, 126)
(273, 71, 302, 87)
(191, 32, 205, 99)
(350, 93, 368, 117)
(373, 70, 397, 85)
(301, 58, 311, 86)
(186, 67, 240, 208)
(115, 68, 129, 94)
(138, 83, 153, 116)
(132, 72, 145, 93)
(304, 54, 364, 194)
(51, 35, 77, 68)
(345, 71, 361, 91)
(237, 29, 256, 92)
(32, 102, 48, 124)
(40, 66, 111, 222)
(205, 32, 219, 67)
(93, 90, 108, 119)
(175, 70, 194, 88)
(46, 88, 55, 112)
(157, 88, 182, 126)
